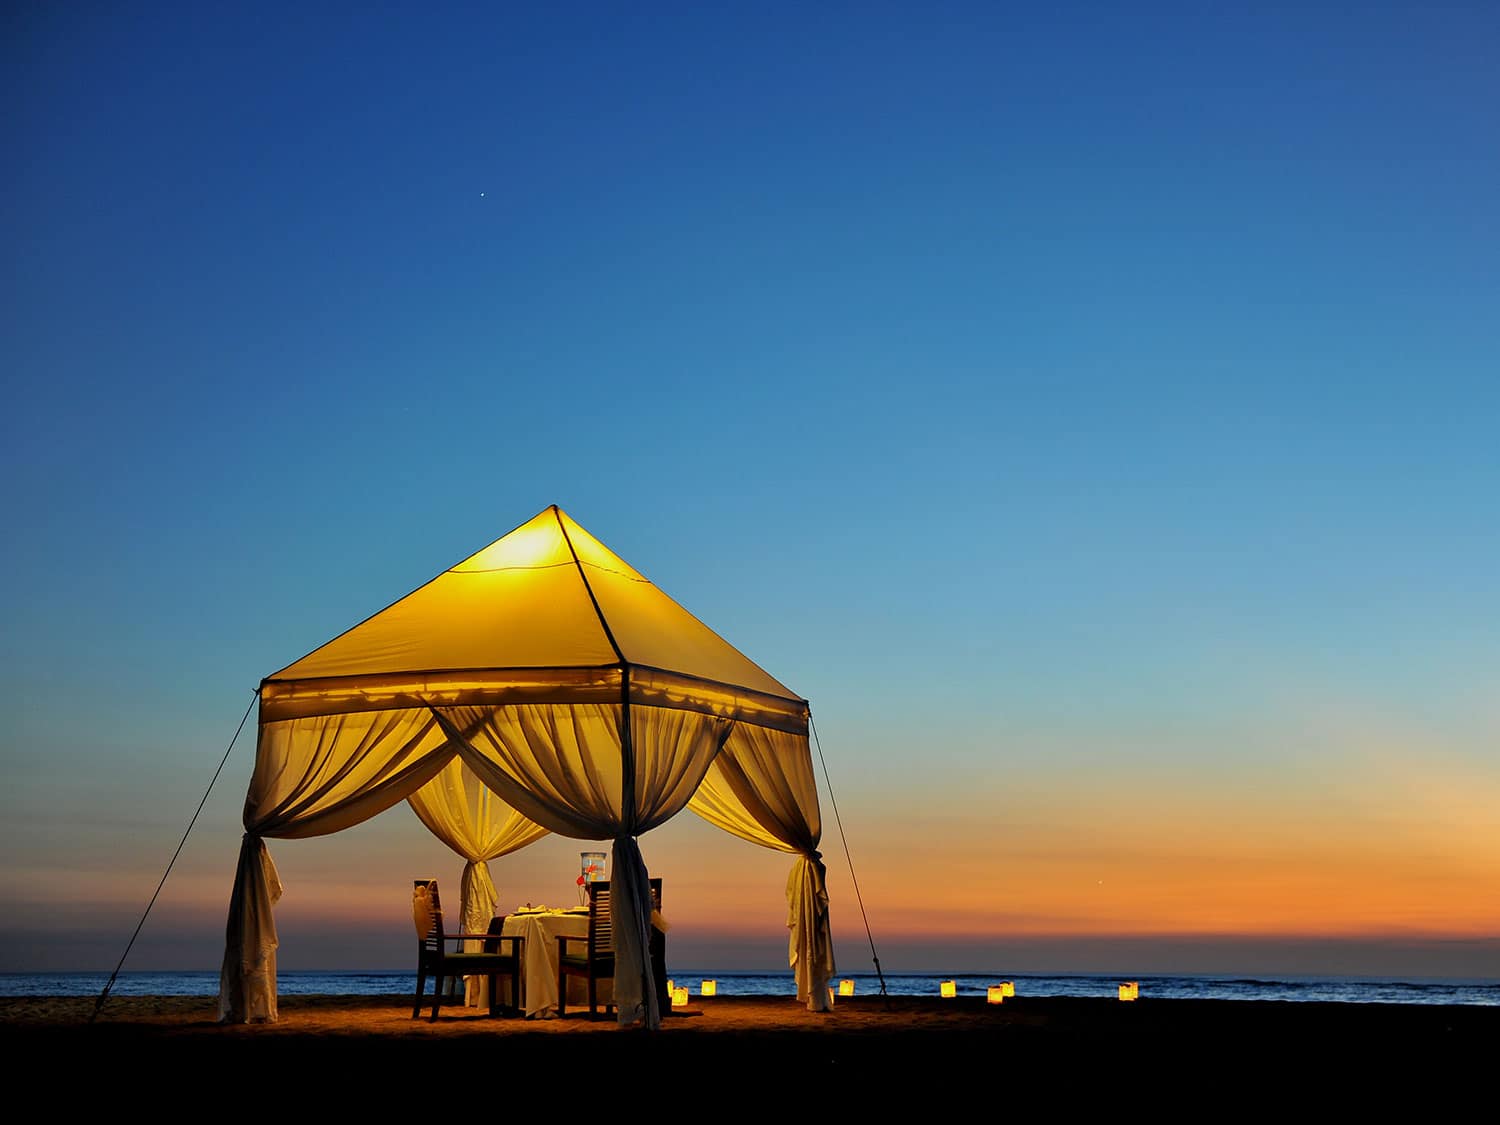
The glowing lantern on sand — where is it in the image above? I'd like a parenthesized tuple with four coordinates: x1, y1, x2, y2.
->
(940, 980, 957, 998)
(1118, 982, 1139, 1001)
(839, 979, 855, 996)
(1001, 981, 1015, 998)
(671, 987, 689, 1007)
(987, 986, 1005, 1004)
(700, 980, 717, 997)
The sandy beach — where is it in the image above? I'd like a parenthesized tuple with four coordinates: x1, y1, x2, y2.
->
(5, 992, 1491, 1104)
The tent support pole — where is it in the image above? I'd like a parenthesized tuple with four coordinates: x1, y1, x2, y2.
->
(811, 713, 891, 1007)
(91, 689, 260, 1023)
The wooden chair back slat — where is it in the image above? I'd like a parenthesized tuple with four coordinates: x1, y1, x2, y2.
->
(583, 878, 662, 956)
(589, 884, 612, 955)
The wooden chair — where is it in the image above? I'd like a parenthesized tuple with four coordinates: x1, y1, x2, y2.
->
(557, 877, 667, 1017)
(411, 878, 522, 1021)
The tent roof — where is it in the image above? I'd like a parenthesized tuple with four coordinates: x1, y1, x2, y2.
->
(263, 506, 802, 718)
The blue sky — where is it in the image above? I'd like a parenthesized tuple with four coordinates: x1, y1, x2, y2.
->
(2, 2, 1496, 977)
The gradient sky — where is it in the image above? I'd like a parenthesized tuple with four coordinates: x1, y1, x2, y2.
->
(2, 2, 1497, 980)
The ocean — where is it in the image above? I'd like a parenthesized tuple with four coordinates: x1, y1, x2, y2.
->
(5, 970, 1497, 1006)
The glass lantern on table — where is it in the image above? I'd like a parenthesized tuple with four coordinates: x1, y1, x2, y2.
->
(578, 851, 606, 905)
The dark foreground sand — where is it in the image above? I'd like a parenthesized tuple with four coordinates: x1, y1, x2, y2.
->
(4, 993, 1492, 1104)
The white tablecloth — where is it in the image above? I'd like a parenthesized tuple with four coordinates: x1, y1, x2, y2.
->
(466, 908, 609, 1018)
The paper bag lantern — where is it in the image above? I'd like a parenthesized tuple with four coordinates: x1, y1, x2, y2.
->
(1118, 982, 1139, 1001)
(940, 980, 957, 998)
(838, 979, 855, 996)
(1001, 981, 1015, 998)
(987, 985, 1005, 1004)
(700, 979, 717, 997)
(671, 986, 689, 1007)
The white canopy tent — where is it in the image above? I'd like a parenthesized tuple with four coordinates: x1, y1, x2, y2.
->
(217, 505, 834, 1028)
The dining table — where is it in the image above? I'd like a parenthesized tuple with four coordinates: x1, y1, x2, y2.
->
(466, 905, 609, 1018)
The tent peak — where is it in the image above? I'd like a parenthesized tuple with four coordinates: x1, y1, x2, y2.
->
(265, 504, 801, 709)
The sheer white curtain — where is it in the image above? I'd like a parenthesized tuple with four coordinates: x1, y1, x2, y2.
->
(688, 722, 834, 1011)
(407, 757, 550, 1006)
(433, 700, 731, 1028)
(218, 708, 453, 1023)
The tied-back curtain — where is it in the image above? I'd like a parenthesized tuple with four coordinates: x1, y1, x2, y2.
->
(217, 835, 282, 1024)
(432, 701, 732, 1027)
(688, 722, 835, 1011)
(407, 757, 550, 1006)
(217, 708, 454, 1023)
(407, 755, 551, 922)
(610, 835, 655, 1024)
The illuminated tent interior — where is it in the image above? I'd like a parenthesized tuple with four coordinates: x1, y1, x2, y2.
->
(217, 505, 833, 1029)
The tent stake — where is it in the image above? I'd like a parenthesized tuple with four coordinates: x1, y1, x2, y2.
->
(91, 689, 260, 1023)
(810, 714, 891, 1008)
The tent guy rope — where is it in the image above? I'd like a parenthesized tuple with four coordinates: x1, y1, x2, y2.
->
(90, 689, 260, 1023)
(810, 713, 890, 1003)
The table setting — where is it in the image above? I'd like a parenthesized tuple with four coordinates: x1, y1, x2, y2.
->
(468, 852, 613, 1018)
